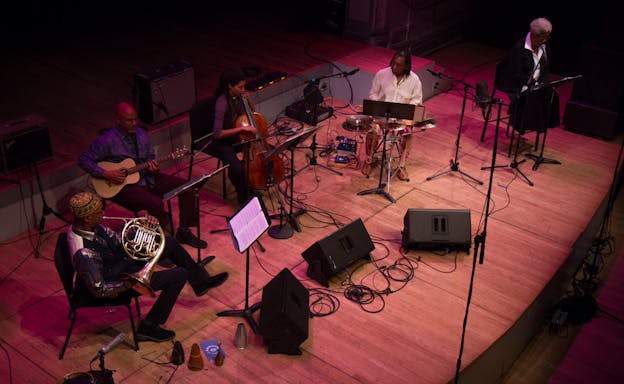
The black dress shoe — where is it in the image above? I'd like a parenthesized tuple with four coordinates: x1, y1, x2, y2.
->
(193, 272, 229, 296)
(136, 322, 176, 342)
(198, 255, 216, 267)
(176, 227, 207, 249)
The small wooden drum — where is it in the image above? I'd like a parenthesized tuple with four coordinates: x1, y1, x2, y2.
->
(343, 115, 373, 131)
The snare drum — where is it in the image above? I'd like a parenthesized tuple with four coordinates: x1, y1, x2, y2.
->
(343, 115, 373, 132)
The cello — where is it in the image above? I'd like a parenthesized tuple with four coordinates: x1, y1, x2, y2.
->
(236, 97, 285, 190)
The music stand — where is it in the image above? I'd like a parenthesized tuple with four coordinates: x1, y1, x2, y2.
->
(217, 195, 271, 333)
(264, 125, 320, 239)
(525, 75, 582, 170)
(357, 99, 415, 203)
(163, 164, 228, 263)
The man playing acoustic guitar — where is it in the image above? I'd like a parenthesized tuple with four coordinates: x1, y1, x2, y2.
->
(78, 102, 207, 249)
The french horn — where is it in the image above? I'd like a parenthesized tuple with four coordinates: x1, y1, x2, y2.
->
(103, 216, 166, 297)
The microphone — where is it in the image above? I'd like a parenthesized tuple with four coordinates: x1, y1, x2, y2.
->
(91, 333, 126, 363)
(475, 80, 490, 118)
(343, 68, 360, 76)
(427, 68, 444, 78)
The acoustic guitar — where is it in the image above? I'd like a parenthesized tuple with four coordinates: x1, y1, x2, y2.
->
(90, 147, 188, 198)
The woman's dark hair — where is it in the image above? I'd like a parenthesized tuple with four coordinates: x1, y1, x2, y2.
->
(390, 49, 412, 75)
(216, 68, 246, 96)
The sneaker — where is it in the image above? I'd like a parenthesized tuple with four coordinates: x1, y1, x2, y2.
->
(193, 272, 229, 296)
(176, 227, 207, 249)
(136, 322, 176, 342)
(397, 166, 410, 181)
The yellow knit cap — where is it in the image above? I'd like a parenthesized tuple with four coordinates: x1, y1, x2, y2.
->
(69, 191, 103, 218)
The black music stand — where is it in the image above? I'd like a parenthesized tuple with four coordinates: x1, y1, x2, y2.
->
(217, 195, 271, 333)
(525, 75, 582, 170)
(264, 125, 320, 239)
(357, 99, 415, 204)
(163, 164, 228, 263)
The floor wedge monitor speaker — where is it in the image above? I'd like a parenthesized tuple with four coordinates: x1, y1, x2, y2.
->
(259, 268, 309, 355)
(301, 218, 374, 287)
(402, 208, 471, 252)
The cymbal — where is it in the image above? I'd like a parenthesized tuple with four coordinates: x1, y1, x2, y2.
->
(343, 114, 373, 131)
(346, 114, 372, 125)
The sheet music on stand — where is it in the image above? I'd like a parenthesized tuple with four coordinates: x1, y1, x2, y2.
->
(228, 196, 270, 253)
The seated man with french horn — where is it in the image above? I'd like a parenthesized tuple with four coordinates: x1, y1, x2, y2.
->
(66, 191, 229, 343)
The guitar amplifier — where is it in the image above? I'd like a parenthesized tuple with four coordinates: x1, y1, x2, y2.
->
(134, 59, 196, 124)
(285, 100, 333, 125)
(0, 114, 52, 173)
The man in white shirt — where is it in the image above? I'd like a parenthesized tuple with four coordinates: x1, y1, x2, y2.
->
(362, 49, 423, 181)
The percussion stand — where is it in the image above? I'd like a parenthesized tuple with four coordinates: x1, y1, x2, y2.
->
(357, 100, 415, 204)
(426, 81, 483, 185)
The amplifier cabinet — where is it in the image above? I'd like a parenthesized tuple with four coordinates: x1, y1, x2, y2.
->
(134, 59, 196, 124)
(0, 114, 52, 173)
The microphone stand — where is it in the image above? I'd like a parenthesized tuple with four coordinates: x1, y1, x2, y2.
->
(32, 160, 70, 258)
(426, 80, 483, 185)
(481, 90, 534, 186)
(454, 98, 502, 383)
(295, 71, 359, 177)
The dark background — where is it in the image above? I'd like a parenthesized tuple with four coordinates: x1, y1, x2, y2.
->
(4, 1, 622, 113)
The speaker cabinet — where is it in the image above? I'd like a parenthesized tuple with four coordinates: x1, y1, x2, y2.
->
(301, 218, 374, 287)
(259, 268, 309, 355)
(563, 99, 620, 140)
(0, 114, 51, 173)
(134, 59, 196, 124)
(402, 209, 471, 252)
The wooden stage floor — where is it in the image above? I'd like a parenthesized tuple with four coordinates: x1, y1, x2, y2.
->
(0, 8, 621, 384)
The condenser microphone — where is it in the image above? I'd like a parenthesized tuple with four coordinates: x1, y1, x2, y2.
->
(475, 80, 490, 118)
(91, 333, 126, 363)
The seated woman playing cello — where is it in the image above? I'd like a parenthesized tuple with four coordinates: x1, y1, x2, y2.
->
(207, 68, 283, 206)
(207, 68, 255, 206)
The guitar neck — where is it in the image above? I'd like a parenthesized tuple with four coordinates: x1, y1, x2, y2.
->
(127, 153, 177, 174)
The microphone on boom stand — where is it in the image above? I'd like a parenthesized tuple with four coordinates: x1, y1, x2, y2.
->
(475, 80, 491, 119)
